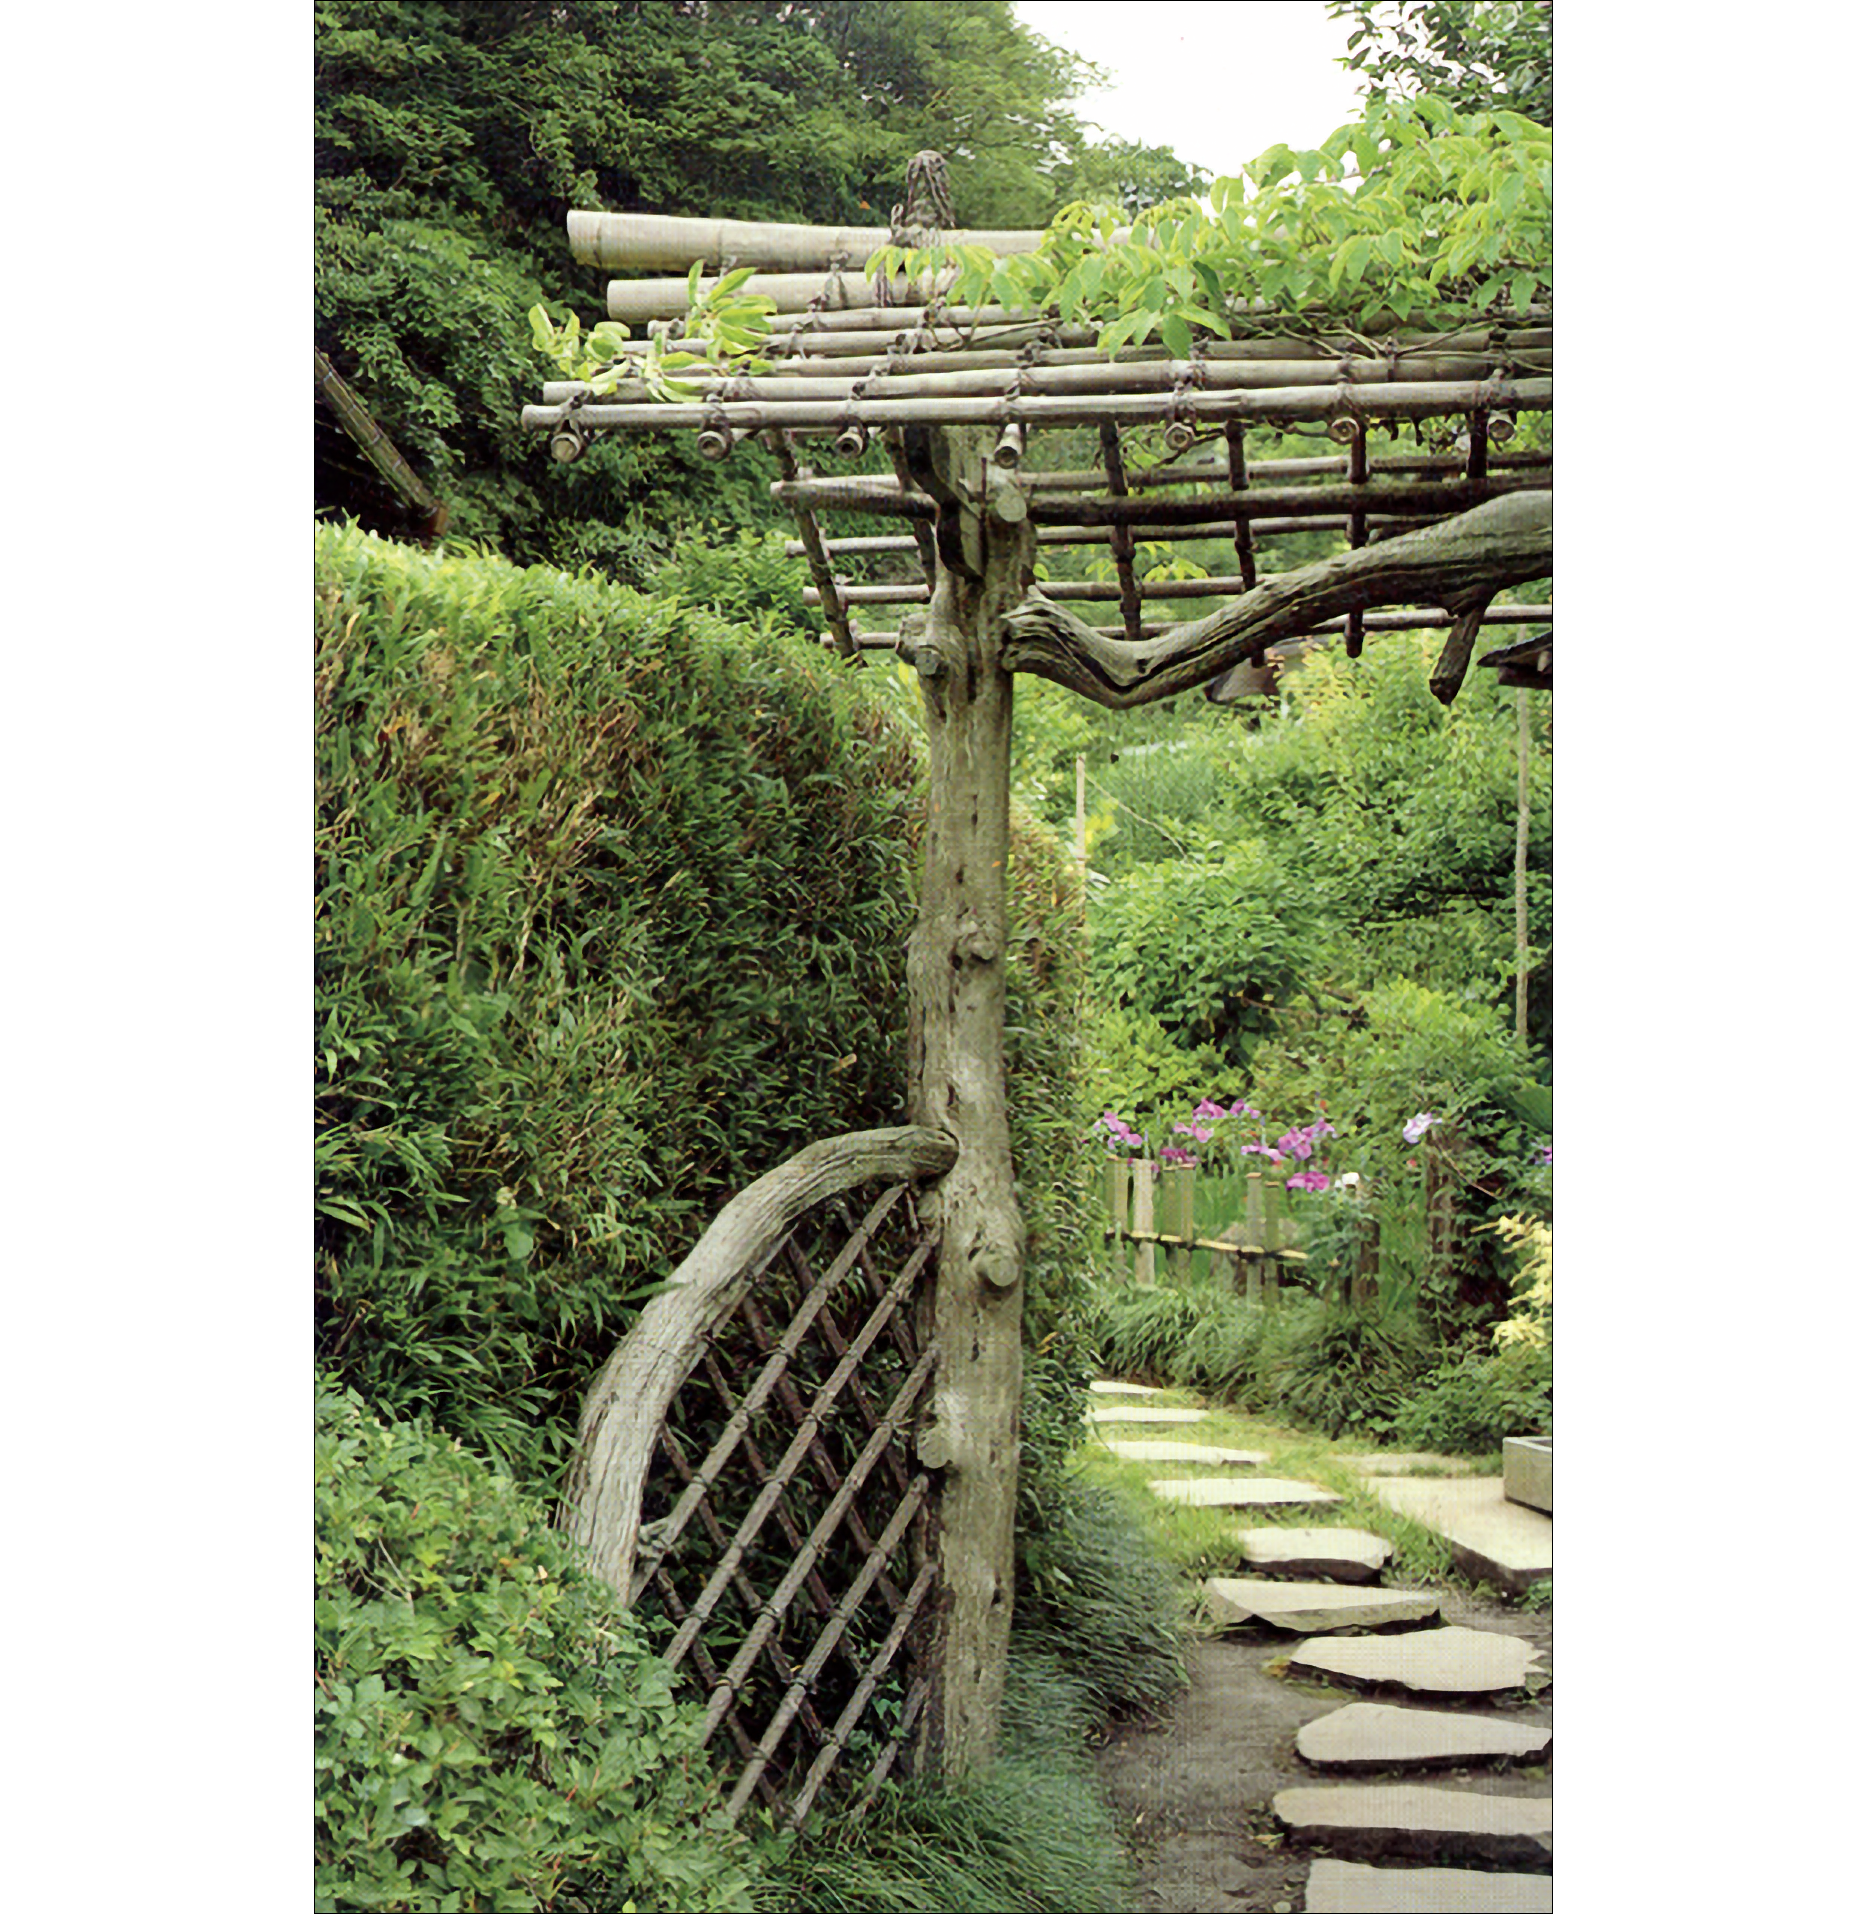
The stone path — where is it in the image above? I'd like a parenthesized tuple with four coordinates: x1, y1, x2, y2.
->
(1092, 1381, 1551, 1911)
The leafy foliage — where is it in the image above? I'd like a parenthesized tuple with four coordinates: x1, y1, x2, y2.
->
(1330, 0, 1554, 124)
(1390, 1339, 1552, 1453)
(871, 88, 1551, 352)
(314, 0, 1150, 570)
(1256, 1296, 1430, 1439)
(1089, 839, 1324, 1071)
(314, 525, 924, 1489)
(314, 1380, 759, 1913)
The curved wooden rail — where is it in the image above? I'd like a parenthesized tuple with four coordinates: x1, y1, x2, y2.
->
(563, 1126, 957, 1604)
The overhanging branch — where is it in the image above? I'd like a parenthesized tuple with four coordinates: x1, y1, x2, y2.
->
(999, 490, 1552, 710)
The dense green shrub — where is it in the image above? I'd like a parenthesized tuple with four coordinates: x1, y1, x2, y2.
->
(1089, 839, 1323, 1071)
(317, 523, 1094, 1493)
(1391, 1341, 1553, 1455)
(647, 527, 823, 643)
(315, 525, 925, 1488)
(314, 1380, 760, 1913)
(1255, 1297, 1430, 1440)
(1084, 1283, 1205, 1386)
(1165, 1289, 1270, 1402)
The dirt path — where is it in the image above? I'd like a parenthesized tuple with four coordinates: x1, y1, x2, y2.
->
(1093, 1585, 1553, 1912)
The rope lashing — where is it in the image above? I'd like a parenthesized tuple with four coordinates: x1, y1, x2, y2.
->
(549, 387, 593, 463)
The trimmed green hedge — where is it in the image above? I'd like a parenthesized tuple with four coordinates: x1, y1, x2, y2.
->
(315, 523, 1092, 1493)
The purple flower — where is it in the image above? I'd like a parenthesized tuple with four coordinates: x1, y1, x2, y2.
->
(1193, 1098, 1227, 1120)
(1160, 1146, 1196, 1166)
(1285, 1171, 1332, 1193)
(1403, 1112, 1436, 1145)
(1535, 1143, 1554, 1166)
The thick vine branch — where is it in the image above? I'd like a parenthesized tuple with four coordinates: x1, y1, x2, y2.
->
(999, 490, 1552, 710)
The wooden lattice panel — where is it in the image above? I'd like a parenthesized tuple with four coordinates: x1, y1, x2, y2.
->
(629, 1179, 941, 1824)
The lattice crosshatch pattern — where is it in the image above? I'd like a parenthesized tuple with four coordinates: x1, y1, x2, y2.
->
(626, 1179, 941, 1825)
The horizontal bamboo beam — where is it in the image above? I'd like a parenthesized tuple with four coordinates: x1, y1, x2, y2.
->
(1025, 473, 1545, 526)
(587, 326, 1553, 370)
(540, 351, 1541, 410)
(770, 472, 1538, 528)
(809, 574, 1553, 608)
(848, 604, 1551, 646)
(608, 270, 937, 324)
(523, 377, 1552, 440)
(569, 209, 1044, 274)
(1024, 450, 1552, 491)
(786, 517, 1429, 559)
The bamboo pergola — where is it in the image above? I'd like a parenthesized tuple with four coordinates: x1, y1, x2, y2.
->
(527, 159, 1553, 1788)
(526, 203, 1552, 695)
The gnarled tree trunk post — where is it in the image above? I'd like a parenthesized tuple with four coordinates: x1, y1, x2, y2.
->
(902, 425, 1033, 1779)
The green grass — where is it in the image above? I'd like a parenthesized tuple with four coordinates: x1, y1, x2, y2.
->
(1078, 1390, 1503, 1599)
(759, 1649, 1135, 1913)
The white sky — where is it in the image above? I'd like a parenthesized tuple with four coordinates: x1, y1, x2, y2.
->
(1014, 0, 1366, 179)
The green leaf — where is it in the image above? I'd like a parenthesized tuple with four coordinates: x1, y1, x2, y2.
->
(1510, 270, 1537, 313)
(1160, 312, 1192, 359)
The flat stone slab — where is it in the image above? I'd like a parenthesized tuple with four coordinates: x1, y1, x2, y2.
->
(1234, 1526, 1392, 1582)
(1103, 1440, 1270, 1466)
(1503, 1436, 1552, 1513)
(1297, 1702, 1550, 1772)
(1204, 1579, 1440, 1634)
(1367, 1477, 1551, 1595)
(1087, 1378, 1161, 1396)
(1272, 1784, 1551, 1867)
(1305, 1858, 1553, 1911)
(1288, 1626, 1543, 1697)
(1087, 1405, 1208, 1424)
(1149, 1476, 1341, 1508)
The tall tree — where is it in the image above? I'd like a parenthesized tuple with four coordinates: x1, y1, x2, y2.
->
(1328, 0, 1553, 122)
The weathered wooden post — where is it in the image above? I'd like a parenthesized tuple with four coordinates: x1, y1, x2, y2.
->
(523, 179, 1554, 1798)
(902, 423, 1034, 1779)
(1131, 1159, 1158, 1288)
(1164, 1162, 1197, 1281)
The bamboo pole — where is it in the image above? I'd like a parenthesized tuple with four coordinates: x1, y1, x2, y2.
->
(754, 303, 1552, 339)
(608, 324, 1553, 369)
(1132, 1161, 1157, 1288)
(568, 208, 1043, 274)
(540, 352, 1540, 409)
(847, 605, 1552, 650)
(785, 518, 1433, 558)
(522, 378, 1552, 438)
(1165, 1165, 1197, 1281)
(772, 472, 1543, 529)
(1515, 688, 1532, 1044)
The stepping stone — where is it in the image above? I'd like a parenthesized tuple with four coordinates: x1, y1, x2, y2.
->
(1305, 1858, 1553, 1912)
(1235, 1526, 1392, 1583)
(1272, 1784, 1551, 1868)
(1367, 1477, 1551, 1595)
(1088, 1379, 1160, 1396)
(1288, 1625, 1542, 1697)
(1150, 1475, 1341, 1508)
(1204, 1578, 1440, 1634)
(1103, 1440, 1269, 1466)
(1296, 1701, 1550, 1772)
(1087, 1405, 1208, 1425)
